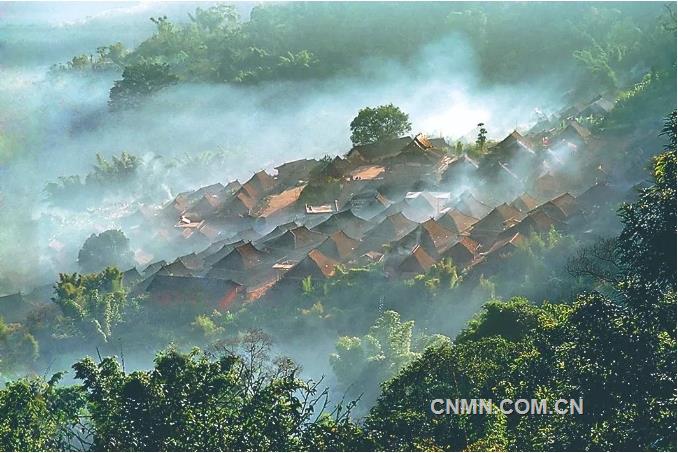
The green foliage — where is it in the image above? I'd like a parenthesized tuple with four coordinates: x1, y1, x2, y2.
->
(330, 311, 448, 402)
(87, 152, 140, 186)
(300, 275, 314, 295)
(77, 230, 134, 274)
(51, 42, 128, 73)
(44, 152, 141, 206)
(349, 104, 412, 146)
(52, 267, 132, 342)
(617, 112, 676, 300)
(71, 336, 364, 451)
(475, 122, 488, 151)
(413, 258, 460, 294)
(191, 313, 224, 340)
(0, 374, 85, 451)
(363, 122, 677, 450)
(0, 317, 39, 376)
(109, 60, 179, 110)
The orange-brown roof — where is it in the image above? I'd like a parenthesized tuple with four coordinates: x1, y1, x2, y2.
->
(482, 232, 526, 256)
(251, 184, 306, 218)
(317, 230, 360, 261)
(397, 245, 436, 274)
(349, 165, 386, 180)
(419, 219, 456, 250)
(263, 226, 327, 251)
(437, 209, 479, 234)
(510, 193, 540, 213)
(241, 170, 277, 200)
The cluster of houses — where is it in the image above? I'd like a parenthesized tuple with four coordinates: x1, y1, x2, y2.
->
(0, 93, 626, 320)
(110, 94, 624, 313)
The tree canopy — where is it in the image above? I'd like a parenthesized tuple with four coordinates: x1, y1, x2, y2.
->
(349, 104, 412, 146)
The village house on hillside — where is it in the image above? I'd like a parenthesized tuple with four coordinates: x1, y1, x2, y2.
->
(510, 192, 540, 213)
(273, 249, 340, 290)
(311, 209, 373, 239)
(102, 96, 625, 310)
(250, 184, 306, 226)
(552, 120, 592, 150)
(145, 275, 244, 312)
(361, 212, 418, 251)
(440, 154, 479, 186)
(156, 258, 195, 277)
(439, 236, 481, 270)
(453, 191, 493, 219)
(393, 219, 456, 259)
(469, 203, 524, 246)
(436, 208, 479, 235)
(316, 230, 361, 262)
(207, 242, 268, 279)
(394, 244, 436, 277)
(346, 136, 412, 163)
(260, 226, 327, 257)
(274, 159, 320, 186)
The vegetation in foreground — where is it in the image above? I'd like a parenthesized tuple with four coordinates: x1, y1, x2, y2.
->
(1, 116, 674, 451)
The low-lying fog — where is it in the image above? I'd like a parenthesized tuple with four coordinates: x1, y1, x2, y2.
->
(0, 2, 567, 293)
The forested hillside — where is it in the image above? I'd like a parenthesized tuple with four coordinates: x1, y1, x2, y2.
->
(0, 2, 675, 451)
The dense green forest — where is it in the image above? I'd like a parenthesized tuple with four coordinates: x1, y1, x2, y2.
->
(53, 2, 676, 109)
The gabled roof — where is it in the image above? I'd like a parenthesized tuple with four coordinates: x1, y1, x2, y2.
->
(141, 260, 166, 277)
(349, 165, 386, 180)
(201, 241, 245, 268)
(576, 182, 616, 209)
(532, 172, 563, 198)
(397, 245, 436, 275)
(227, 190, 257, 213)
(251, 185, 305, 218)
(224, 180, 242, 193)
(490, 130, 535, 155)
(347, 136, 412, 162)
(510, 192, 540, 213)
(482, 232, 526, 256)
(369, 199, 410, 223)
(262, 226, 327, 252)
(436, 208, 479, 234)
(122, 267, 142, 287)
(312, 209, 372, 238)
(410, 133, 434, 150)
(445, 154, 479, 172)
(454, 191, 492, 219)
(363, 212, 418, 245)
(211, 242, 266, 270)
(284, 249, 340, 280)
(429, 137, 450, 149)
(316, 230, 360, 261)
(168, 183, 224, 215)
(145, 275, 243, 310)
(550, 193, 579, 216)
(500, 209, 565, 239)
(157, 259, 194, 277)
(176, 253, 204, 270)
(274, 158, 319, 183)
(399, 219, 455, 253)
(240, 170, 277, 201)
(255, 221, 299, 244)
(471, 203, 523, 238)
(389, 134, 446, 166)
(321, 156, 351, 179)
(532, 193, 580, 221)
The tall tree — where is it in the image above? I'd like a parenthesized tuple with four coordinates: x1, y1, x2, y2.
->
(349, 104, 412, 146)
